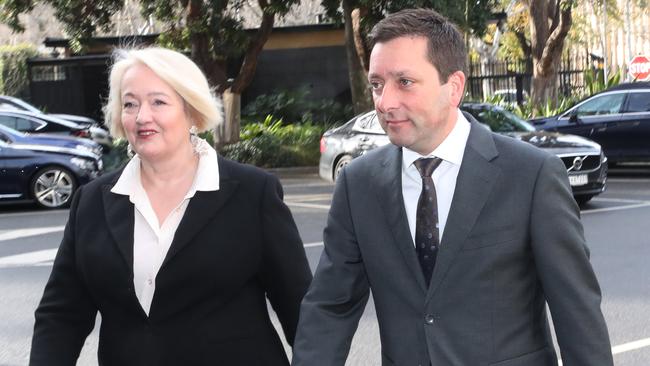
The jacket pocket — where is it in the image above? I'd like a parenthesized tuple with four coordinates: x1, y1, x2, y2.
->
(489, 346, 555, 366)
(463, 227, 518, 250)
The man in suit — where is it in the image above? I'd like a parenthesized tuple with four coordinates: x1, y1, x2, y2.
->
(292, 8, 613, 366)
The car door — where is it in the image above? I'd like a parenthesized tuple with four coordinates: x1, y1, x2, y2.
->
(0, 134, 25, 198)
(614, 90, 650, 161)
(351, 112, 390, 156)
(556, 92, 625, 153)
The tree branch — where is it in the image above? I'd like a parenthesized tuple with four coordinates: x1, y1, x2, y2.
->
(231, 0, 275, 93)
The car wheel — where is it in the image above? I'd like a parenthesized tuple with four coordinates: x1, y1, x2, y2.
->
(30, 166, 77, 209)
(575, 195, 593, 207)
(334, 155, 353, 181)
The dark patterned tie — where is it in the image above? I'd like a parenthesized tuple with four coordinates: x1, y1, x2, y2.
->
(413, 157, 443, 287)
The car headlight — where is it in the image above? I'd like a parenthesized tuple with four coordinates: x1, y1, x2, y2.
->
(70, 157, 96, 171)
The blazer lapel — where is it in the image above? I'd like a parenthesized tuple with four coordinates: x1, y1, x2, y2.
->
(372, 145, 428, 293)
(160, 165, 239, 269)
(102, 179, 135, 273)
(426, 122, 501, 303)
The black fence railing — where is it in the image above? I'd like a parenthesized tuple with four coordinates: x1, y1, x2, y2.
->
(466, 56, 592, 104)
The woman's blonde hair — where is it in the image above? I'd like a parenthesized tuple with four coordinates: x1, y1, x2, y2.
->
(103, 47, 223, 138)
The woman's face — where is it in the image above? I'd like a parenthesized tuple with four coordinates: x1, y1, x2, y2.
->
(120, 63, 193, 163)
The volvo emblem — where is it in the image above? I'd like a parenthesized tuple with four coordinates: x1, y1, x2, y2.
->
(572, 156, 584, 171)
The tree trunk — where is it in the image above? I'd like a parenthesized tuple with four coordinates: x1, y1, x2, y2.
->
(528, 0, 574, 114)
(213, 0, 276, 147)
(343, 0, 373, 114)
(214, 88, 241, 150)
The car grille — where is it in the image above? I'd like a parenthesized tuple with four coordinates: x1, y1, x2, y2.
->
(559, 154, 601, 172)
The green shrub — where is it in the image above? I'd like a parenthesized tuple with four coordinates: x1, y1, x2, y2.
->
(0, 44, 39, 98)
(242, 85, 353, 126)
(221, 115, 326, 167)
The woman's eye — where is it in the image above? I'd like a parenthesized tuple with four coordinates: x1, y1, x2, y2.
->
(123, 101, 136, 109)
(152, 99, 167, 106)
(369, 81, 383, 90)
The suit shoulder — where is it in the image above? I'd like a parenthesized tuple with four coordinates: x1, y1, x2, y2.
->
(80, 169, 123, 193)
(218, 156, 277, 185)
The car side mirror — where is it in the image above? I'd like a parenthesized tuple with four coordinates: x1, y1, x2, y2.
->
(568, 111, 580, 124)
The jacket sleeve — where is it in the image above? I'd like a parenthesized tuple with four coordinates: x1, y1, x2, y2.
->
(530, 154, 614, 365)
(30, 186, 98, 366)
(259, 173, 313, 346)
(291, 168, 370, 366)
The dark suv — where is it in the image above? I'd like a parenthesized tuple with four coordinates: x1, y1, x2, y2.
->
(531, 82, 650, 163)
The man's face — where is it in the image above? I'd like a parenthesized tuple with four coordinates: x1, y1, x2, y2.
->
(368, 36, 460, 155)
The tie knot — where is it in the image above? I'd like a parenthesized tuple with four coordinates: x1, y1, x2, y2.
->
(414, 157, 442, 178)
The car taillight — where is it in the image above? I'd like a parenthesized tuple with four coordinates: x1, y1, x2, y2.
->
(73, 130, 90, 138)
(320, 136, 327, 154)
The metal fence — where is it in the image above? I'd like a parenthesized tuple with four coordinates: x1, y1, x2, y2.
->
(466, 56, 592, 104)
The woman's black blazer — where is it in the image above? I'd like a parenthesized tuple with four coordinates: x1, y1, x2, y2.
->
(30, 156, 313, 366)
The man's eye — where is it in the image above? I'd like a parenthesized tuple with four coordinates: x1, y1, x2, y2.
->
(369, 81, 383, 90)
(399, 79, 413, 87)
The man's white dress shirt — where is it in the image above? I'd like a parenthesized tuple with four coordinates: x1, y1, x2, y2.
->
(401, 112, 471, 246)
(111, 139, 220, 315)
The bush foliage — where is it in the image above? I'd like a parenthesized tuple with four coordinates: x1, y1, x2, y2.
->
(0, 44, 39, 98)
(220, 115, 326, 168)
(242, 85, 353, 126)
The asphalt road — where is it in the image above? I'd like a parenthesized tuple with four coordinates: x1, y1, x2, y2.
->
(1, 167, 649, 365)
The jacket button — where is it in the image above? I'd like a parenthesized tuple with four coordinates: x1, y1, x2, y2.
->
(424, 314, 435, 325)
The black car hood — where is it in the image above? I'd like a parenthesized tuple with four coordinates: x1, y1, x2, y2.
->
(501, 131, 601, 151)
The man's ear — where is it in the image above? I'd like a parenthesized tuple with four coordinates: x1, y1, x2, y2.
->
(447, 71, 466, 107)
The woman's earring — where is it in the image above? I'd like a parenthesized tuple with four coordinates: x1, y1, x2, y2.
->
(127, 143, 135, 158)
(189, 125, 200, 152)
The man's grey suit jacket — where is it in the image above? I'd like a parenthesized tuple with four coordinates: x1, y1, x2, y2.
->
(292, 120, 613, 366)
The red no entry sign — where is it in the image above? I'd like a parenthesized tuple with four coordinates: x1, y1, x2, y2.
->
(629, 55, 650, 81)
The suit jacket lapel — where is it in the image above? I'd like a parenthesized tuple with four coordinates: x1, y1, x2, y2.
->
(102, 176, 135, 273)
(426, 122, 501, 303)
(160, 159, 239, 269)
(372, 145, 428, 293)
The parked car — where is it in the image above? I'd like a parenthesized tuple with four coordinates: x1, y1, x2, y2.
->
(0, 110, 112, 151)
(530, 82, 650, 164)
(0, 95, 99, 127)
(320, 103, 608, 205)
(0, 124, 103, 208)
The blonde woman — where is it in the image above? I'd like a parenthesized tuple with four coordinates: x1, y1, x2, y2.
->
(30, 47, 312, 366)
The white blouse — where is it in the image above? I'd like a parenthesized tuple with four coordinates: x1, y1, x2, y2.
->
(110, 139, 220, 315)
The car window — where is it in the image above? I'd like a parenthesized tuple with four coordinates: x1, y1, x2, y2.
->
(573, 93, 625, 116)
(0, 115, 17, 130)
(0, 102, 22, 111)
(353, 112, 384, 134)
(15, 117, 42, 131)
(624, 92, 650, 113)
(464, 107, 535, 132)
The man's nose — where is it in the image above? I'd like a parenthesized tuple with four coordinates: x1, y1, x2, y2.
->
(374, 83, 399, 112)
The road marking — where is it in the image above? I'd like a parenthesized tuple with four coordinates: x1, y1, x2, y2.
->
(558, 337, 650, 365)
(304, 241, 324, 248)
(0, 209, 67, 218)
(0, 226, 65, 242)
(582, 201, 650, 214)
(284, 193, 332, 201)
(0, 248, 58, 268)
(285, 202, 331, 210)
(612, 337, 650, 355)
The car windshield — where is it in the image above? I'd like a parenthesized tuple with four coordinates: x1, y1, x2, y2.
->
(465, 106, 536, 133)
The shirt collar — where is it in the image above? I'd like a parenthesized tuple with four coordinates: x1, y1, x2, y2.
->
(111, 137, 220, 200)
(402, 110, 471, 169)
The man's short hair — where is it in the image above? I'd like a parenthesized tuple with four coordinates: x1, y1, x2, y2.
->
(367, 8, 467, 82)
